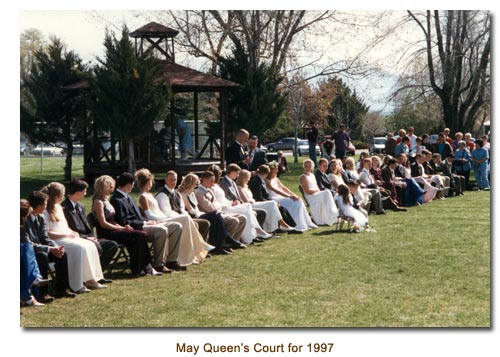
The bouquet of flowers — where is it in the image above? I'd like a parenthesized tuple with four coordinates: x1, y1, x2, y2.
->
(350, 223, 361, 233)
(268, 161, 279, 169)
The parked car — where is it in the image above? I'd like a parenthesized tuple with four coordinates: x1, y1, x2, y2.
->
(20, 141, 29, 155)
(32, 144, 64, 156)
(266, 137, 303, 152)
(296, 140, 321, 156)
(369, 137, 386, 155)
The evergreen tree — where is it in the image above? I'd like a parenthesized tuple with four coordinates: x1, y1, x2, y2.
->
(21, 37, 88, 181)
(218, 44, 288, 138)
(91, 27, 169, 173)
(325, 77, 369, 140)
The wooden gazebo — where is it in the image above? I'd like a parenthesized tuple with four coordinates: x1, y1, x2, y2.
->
(82, 22, 242, 181)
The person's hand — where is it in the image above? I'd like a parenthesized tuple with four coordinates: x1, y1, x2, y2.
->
(231, 200, 240, 206)
(124, 224, 133, 231)
(290, 195, 299, 201)
(88, 236, 98, 243)
(145, 220, 156, 225)
(50, 246, 64, 258)
(70, 231, 79, 239)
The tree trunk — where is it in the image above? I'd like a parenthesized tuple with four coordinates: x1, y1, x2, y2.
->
(127, 138, 136, 173)
(64, 142, 73, 181)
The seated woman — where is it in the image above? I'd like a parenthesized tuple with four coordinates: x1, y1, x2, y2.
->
(92, 175, 158, 277)
(334, 184, 368, 228)
(266, 162, 317, 232)
(208, 164, 271, 244)
(178, 173, 232, 255)
(236, 169, 294, 233)
(42, 182, 105, 293)
(135, 168, 213, 265)
(299, 159, 338, 225)
(327, 159, 346, 189)
(20, 199, 49, 307)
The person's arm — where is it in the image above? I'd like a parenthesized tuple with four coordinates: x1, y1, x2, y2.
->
(139, 194, 165, 221)
(93, 200, 131, 231)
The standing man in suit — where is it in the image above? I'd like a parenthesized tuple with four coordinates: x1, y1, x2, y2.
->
(246, 135, 268, 172)
(111, 172, 183, 273)
(25, 191, 75, 301)
(226, 128, 251, 169)
(220, 164, 267, 228)
(62, 179, 118, 280)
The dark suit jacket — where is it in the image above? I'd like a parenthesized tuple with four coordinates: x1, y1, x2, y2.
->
(110, 190, 145, 230)
(248, 147, 268, 171)
(219, 176, 242, 202)
(248, 175, 269, 202)
(381, 166, 395, 183)
(24, 214, 57, 254)
(226, 141, 249, 169)
(410, 162, 423, 177)
(61, 198, 94, 238)
(315, 169, 335, 193)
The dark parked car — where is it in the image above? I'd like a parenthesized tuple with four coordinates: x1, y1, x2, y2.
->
(266, 137, 303, 152)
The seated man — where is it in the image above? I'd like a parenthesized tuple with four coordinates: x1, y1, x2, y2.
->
(62, 178, 118, 280)
(220, 163, 267, 228)
(25, 191, 76, 301)
(314, 158, 336, 197)
(111, 172, 183, 273)
(195, 171, 247, 246)
(156, 170, 211, 242)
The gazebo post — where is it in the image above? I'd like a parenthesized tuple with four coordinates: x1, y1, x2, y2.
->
(170, 95, 176, 165)
(194, 91, 199, 157)
(220, 89, 227, 168)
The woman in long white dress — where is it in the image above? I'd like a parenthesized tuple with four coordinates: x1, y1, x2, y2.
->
(266, 164, 317, 232)
(42, 182, 105, 293)
(334, 184, 368, 227)
(299, 159, 338, 225)
(236, 169, 294, 233)
(135, 169, 214, 265)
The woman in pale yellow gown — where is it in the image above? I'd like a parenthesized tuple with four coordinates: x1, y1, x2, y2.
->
(135, 169, 214, 265)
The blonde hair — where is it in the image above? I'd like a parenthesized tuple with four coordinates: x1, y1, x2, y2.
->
(303, 159, 314, 169)
(41, 182, 65, 222)
(135, 168, 154, 191)
(178, 173, 199, 193)
(93, 175, 115, 201)
(345, 157, 355, 170)
(236, 169, 251, 187)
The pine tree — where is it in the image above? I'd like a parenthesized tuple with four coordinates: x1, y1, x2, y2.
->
(91, 26, 169, 173)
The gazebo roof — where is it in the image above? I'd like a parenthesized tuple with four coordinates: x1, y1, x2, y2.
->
(130, 22, 179, 38)
(157, 62, 243, 92)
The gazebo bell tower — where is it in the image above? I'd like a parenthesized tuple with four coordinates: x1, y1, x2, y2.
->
(130, 22, 179, 62)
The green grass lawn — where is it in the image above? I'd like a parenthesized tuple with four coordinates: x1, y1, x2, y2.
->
(20, 156, 490, 327)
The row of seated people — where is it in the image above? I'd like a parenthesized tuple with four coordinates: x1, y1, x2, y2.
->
(389, 134, 489, 191)
(20, 164, 303, 306)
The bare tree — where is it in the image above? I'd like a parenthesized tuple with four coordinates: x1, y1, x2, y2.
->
(407, 10, 490, 133)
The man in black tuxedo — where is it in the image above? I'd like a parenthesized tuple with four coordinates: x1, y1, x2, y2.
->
(226, 128, 251, 169)
(62, 179, 118, 279)
(248, 164, 296, 229)
(220, 164, 267, 227)
(111, 172, 184, 272)
(246, 135, 268, 172)
(26, 191, 75, 301)
(314, 158, 336, 197)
